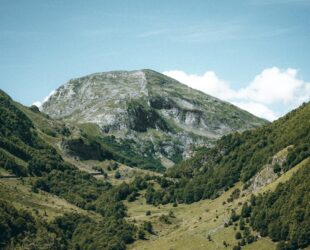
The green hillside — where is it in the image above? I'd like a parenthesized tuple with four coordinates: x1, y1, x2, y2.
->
(148, 102, 310, 204)
(0, 88, 309, 250)
(250, 160, 310, 250)
(0, 90, 139, 249)
(128, 162, 307, 250)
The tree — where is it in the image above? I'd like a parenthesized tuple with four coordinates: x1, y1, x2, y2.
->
(114, 171, 121, 179)
(138, 229, 145, 240)
(235, 232, 242, 240)
(239, 218, 245, 230)
(273, 163, 281, 173)
(143, 221, 153, 234)
(241, 203, 251, 218)
(230, 209, 240, 222)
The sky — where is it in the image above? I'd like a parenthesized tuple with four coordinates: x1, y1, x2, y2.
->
(0, 0, 310, 120)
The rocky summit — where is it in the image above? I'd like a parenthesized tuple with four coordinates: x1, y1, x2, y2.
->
(42, 69, 266, 168)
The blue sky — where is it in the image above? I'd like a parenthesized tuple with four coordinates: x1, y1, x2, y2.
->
(0, 0, 310, 120)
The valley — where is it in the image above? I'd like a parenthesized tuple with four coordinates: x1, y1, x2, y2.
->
(0, 70, 309, 250)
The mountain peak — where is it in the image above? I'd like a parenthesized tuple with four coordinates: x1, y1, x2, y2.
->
(42, 69, 266, 168)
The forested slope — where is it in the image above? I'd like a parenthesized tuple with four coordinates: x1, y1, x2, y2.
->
(250, 161, 310, 250)
(0, 90, 140, 249)
(149, 102, 310, 204)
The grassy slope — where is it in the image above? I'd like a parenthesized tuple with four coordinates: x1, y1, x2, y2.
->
(0, 177, 100, 222)
(128, 158, 308, 250)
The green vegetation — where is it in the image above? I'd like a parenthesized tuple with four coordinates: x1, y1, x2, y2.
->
(1, 87, 309, 250)
(0, 198, 136, 250)
(0, 90, 70, 177)
(127, 99, 172, 133)
(72, 122, 166, 172)
(144, 102, 310, 205)
(0, 90, 139, 249)
(62, 138, 113, 161)
(98, 135, 165, 172)
(250, 162, 310, 250)
(0, 199, 37, 248)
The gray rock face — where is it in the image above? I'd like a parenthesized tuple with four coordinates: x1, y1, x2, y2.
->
(245, 146, 292, 193)
(42, 69, 266, 168)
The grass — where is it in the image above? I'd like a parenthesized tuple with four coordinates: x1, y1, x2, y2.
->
(127, 183, 270, 250)
(127, 158, 308, 250)
(0, 167, 10, 176)
(0, 175, 100, 222)
(77, 122, 102, 138)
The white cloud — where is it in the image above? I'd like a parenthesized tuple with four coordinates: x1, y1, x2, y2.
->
(163, 70, 235, 100)
(163, 67, 310, 121)
(236, 67, 304, 104)
(32, 90, 56, 109)
(232, 101, 277, 121)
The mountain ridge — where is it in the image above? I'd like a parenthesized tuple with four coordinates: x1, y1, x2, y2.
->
(41, 69, 267, 169)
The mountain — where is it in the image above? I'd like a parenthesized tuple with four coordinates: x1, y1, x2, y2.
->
(42, 69, 266, 170)
(151, 101, 310, 203)
(0, 88, 309, 250)
(145, 101, 310, 250)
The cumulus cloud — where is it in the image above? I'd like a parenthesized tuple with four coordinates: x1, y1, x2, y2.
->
(232, 101, 277, 121)
(236, 68, 305, 104)
(32, 90, 56, 109)
(163, 70, 235, 100)
(163, 67, 310, 121)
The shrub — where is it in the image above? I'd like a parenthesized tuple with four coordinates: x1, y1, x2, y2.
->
(115, 171, 121, 179)
(235, 232, 242, 240)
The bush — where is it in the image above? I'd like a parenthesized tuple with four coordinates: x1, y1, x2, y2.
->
(159, 214, 171, 224)
(230, 209, 240, 222)
(233, 245, 241, 250)
(143, 221, 153, 234)
(114, 171, 121, 179)
(235, 232, 242, 240)
(138, 229, 145, 240)
(273, 163, 281, 173)
(241, 203, 251, 218)
(239, 218, 245, 230)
